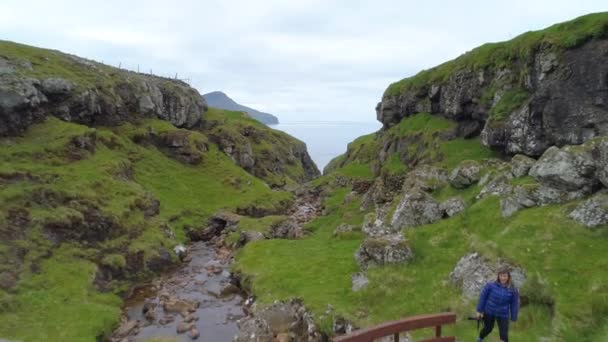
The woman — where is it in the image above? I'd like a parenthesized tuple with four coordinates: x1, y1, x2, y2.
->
(476, 267, 519, 342)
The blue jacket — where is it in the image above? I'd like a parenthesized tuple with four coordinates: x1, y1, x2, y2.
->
(476, 281, 519, 321)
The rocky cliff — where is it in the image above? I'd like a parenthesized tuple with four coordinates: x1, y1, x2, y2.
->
(0, 41, 207, 136)
(377, 12, 608, 157)
(234, 13, 608, 341)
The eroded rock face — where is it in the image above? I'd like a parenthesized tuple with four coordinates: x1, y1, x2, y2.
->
(569, 191, 608, 228)
(391, 189, 444, 229)
(0, 60, 208, 136)
(355, 235, 413, 270)
(377, 40, 608, 157)
(449, 253, 526, 299)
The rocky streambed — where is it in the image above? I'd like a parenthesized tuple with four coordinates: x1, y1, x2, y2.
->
(111, 242, 246, 342)
(111, 188, 323, 342)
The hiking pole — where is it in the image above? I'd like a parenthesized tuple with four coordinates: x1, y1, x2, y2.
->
(467, 315, 483, 333)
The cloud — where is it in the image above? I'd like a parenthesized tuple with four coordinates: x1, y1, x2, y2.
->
(0, 0, 607, 121)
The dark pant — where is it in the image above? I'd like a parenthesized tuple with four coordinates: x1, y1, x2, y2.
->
(479, 314, 509, 341)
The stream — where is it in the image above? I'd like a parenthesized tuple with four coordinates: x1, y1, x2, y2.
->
(111, 189, 321, 342)
(114, 242, 245, 342)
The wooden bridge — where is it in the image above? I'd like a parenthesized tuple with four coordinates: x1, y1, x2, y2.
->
(333, 312, 456, 342)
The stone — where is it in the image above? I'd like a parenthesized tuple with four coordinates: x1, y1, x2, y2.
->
(234, 299, 322, 342)
(402, 165, 449, 192)
(529, 146, 598, 192)
(355, 235, 413, 270)
(183, 313, 199, 323)
(569, 192, 608, 228)
(476, 171, 513, 199)
(158, 315, 175, 325)
(352, 272, 369, 292)
(162, 295, 199, 316)
(441, 196, 466, 217)
(237, 230, 265, 247)
(174, 244, 187, 261)
(188, 327, 200, 340)
(511, 154, 536, 178)
(114, 320, 139, 338)
(391, 189, 444, 230)
(449, 253, 526, 299)
(177, 322, 195, 334)
(362, 204, 394, 237)
(448, 160, 482, 189)
(333, 223, 354, 237)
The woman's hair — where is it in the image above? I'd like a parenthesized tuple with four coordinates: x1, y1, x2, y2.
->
(496, 267, 512, 287)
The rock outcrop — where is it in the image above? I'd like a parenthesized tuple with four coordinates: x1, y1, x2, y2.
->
(376, 16, 608, 158)
(0, 42, 207, 136)
(569, 191, 608, 228)
(355, 235, 413, 270)
(391, 188, 444, 229)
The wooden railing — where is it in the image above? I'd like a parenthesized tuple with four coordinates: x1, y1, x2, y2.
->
(333, 312, 456, 342)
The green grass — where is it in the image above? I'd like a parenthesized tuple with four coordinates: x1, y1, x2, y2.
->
(327, 113, 495, 179)
(203, 107, 317, 187)
(385, 12, 608, 96)
(0, 246, 122, 342)
(388, 112, 454, 137)
(236, 175, 608, 340)
(0, 117, 297, 341)
(489, 89, 530, 121)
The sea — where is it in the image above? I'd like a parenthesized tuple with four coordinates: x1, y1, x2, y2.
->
(269, 121, 382, 172)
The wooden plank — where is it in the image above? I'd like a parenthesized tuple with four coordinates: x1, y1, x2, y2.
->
(419, 337, 455, 342)
(333, 312, 456, 342)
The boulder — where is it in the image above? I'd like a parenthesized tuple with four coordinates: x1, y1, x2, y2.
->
(569, 192, 608, 228)
(402, 165, 448, 191)
(448, 160, 482, 189)
(449, 253, 526, 299)
(441, 197, 466, 217)
(529, 146, 598, 192)
(355, 235, 413, 270)
(362, 204, 394, 237)
(510, 154, 536, 178)
(391, 189, 444, 230)
(352, 272, 369, 292)
(476, 171, 513, 200)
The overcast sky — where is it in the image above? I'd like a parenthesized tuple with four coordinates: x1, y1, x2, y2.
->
(0, 1, 606, 122)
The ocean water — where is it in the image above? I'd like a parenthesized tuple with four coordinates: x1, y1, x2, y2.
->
(269, 121, 382, 172)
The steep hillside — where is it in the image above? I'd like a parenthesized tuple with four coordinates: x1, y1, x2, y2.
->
(234, 13, 608, 341)
(203, 91, 279, 125)
(0, 41, 317, 341)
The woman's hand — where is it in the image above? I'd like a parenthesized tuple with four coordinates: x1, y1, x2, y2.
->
(476, 312, 483, 319)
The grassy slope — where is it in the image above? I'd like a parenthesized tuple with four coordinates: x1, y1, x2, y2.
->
(204, 108, 315, 187)
(325, 113, 496, 179)
(384, 12, 608, 96)
(0, 117, 293, 342)
(235, 112, 608, 340)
